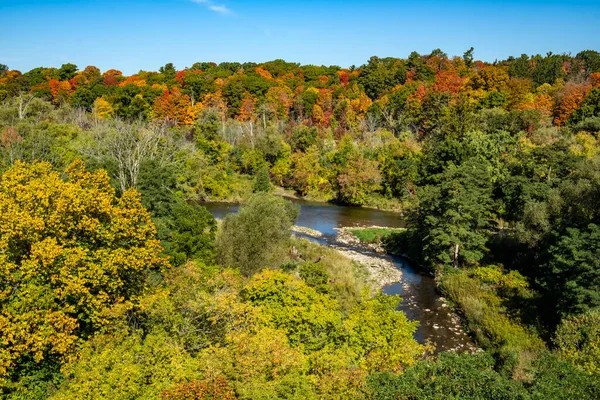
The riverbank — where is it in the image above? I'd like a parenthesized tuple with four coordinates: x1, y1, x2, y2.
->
(439, 268, 546, 380)
(336, 226, 406, 253)
(291, 225, 402, 289)
(330, 246, 403, 289)
(342, 226, 481, 354)
(345, 226, 549, 367)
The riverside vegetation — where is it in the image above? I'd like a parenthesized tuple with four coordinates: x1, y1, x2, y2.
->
(0, 49, 600, 398)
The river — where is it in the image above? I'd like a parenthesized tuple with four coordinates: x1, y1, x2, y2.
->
(203, 199, 476, 353)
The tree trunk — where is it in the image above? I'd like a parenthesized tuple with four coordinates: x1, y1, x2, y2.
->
(453, 243, 460, 269)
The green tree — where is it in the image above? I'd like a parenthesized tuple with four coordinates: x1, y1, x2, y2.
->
(576, 50, 600, 76)
(509, 54, 532, 79)
(242, 269, 342, 351)
(411, 158, 494, 269)
(50, 331, 200, 400)
(162, 203, 217, 266)
(336, 153, 382, 205)
(216, 194, 299, 275)
(69, 87, 96, 110)
(58, 63, 78, 81)
(290, 125, 318, 152)
(539, 224, 600, 318)
(463, 47, 475, 68)
(253, 164, 271, 193)
(367, 352, 529, 400)
(554, 309, 600, 375)
(358, 56, 406, 100)
(528, 352, 600, 400)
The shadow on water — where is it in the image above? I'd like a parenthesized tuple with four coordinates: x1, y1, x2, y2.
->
(202, 201, 474, 353)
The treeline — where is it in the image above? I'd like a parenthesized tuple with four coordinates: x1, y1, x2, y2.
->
(1, 50, 600, 207)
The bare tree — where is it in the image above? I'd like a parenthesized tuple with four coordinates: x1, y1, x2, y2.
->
(81, 119, 170, 193)
(17, 92, 35, 120)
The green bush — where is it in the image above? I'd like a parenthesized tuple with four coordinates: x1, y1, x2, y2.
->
(161, 202, 217, 265)
(217, 194, 299, 275)
(554, 309, 600, 375)
(367, 352, 529, 400)
(299, 262, 330, 294)
(440, 269, 545, 379)
(527, 352, 600, 400)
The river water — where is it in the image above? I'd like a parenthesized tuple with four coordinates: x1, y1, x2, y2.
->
(203, 199, 475, 353)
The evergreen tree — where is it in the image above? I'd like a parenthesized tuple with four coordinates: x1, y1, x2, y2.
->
(253, 164, 271, 193)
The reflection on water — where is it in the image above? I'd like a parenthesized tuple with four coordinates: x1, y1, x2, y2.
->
(202, 200, 474, 353)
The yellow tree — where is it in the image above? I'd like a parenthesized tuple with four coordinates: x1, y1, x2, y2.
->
(93, 96, 114, 119)
(265, 86, 294, 119)
(0, 161, 168, 380)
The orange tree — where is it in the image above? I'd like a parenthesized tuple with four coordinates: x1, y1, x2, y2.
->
(0, 160, 168, 381)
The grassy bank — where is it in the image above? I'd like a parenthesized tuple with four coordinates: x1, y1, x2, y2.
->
(283, 237, 370, 308)
(439, 266, 546, 380)
(348, 227, 405, 244)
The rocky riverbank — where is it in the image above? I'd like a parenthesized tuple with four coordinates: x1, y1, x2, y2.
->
(291, 224, 402, 289)
(330, 246, 403, 289)
(335, 226, 388, 253)
(291, 225, 323, 237)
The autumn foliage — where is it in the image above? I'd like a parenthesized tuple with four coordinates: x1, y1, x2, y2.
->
(0, 160, 168, 379)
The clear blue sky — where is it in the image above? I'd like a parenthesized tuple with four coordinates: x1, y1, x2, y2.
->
(1, 0, 599, 75)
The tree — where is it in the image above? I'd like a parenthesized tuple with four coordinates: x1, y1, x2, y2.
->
(160, 376, 237, 400)
(242, 270, 342, 351)
(253, 164, 271, 193)
(82, 120, 170, 193)
(158, 63, 176, 82)
(93, 97, 114, 119)
(367, 352, 529, 400)
(509, 54, 532, 79)
(1, 127, 23, 165)
(289, 125, 318, 152)
(216, 194, 299, 275)
(358, 56, 407, 100)
(539, 224, 600, 319)
(51, 331, 200, 400)
(0, 160, 167, 381)
(528, 352, 600, 399)
(411, 158, 495, 269)
(336, 153, 382, 205)
(463, 47, 475, 68)
(290, 145, 331, 197)
(554, 82, 592, 126)
(576, 50, 600, 76)
(531, 54, 567, 86)
(554, 309, 600, 375)
(58, 63, 78, 81)
(69, 86, 96, 110)
(152, 87, 201, 126)
(162, 203, 217, 266)
(569, 87, 600, 124)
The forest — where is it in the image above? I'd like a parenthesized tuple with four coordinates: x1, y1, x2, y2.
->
(0, 48, 599, 399)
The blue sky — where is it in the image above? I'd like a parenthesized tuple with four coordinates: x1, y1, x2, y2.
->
(1, 0, 599, 74)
